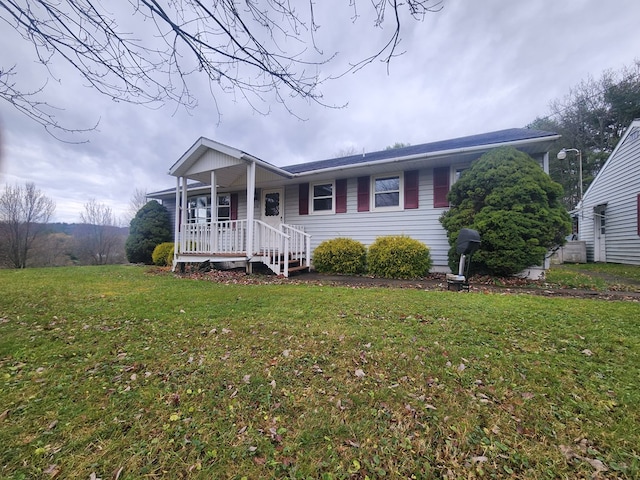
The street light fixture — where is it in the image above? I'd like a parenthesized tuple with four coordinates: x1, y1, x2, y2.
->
(557, 148, 583, 202)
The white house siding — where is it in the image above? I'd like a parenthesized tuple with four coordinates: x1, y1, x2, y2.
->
(580, 124, 640, 264)
(282, 168, 452, 271)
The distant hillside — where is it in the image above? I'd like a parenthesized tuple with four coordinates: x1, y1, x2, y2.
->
(44, 223, 129, 236)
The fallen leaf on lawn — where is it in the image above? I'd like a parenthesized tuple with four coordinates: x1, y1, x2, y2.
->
(584, 457, 608, 473)
(471, 456, 488, 463)
(0, 410, 9, 422)
(457, 363, 466, 372)
(89, 473, 101, 480)
(282, 349, 290, 357)
(242, 374, 251, 384)
(581, 349, 593, 356)
(113, 467, 124, 480)
(221, 328, 231, 334)
(43, 464, 60, 477)
(521, 392, 534, 400)
(47, 420, 58, 430)
(354, 368, 365, 378)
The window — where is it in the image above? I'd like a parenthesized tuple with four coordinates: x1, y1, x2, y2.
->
(217, 194, 230, 221)
(373, 174, 402, 210)
(187, 195, 210, 223)
(311, 182, 334, 213)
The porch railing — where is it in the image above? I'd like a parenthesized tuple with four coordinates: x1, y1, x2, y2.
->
(179, 220, 248, 255)
(177, 220, 310, 276)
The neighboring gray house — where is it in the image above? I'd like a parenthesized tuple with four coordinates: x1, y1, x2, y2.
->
(148, 128, 560, 276)
(577, 119, 640, 264)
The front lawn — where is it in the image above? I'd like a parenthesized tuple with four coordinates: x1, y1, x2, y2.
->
(1, 266, 639, 479)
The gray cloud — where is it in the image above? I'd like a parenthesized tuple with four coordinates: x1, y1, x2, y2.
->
(1, 0, 639, 222)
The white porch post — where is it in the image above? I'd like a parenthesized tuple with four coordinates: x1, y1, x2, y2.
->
(210, 171, 217, 253)
(181, 176, 188, 254)
(173, 176, 181, 267)
(246, 160, 256, 259)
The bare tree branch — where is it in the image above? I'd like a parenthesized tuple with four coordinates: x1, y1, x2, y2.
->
(0, 0, 442, 135)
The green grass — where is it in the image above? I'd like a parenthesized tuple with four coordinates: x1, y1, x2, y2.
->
(1, 265, 639, 479)
(546, 263, 640, 291)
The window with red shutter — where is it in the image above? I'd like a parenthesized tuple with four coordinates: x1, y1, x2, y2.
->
(404, 170, 419, 209)
(433, 167, 450, 208)
(357, 176, 370, 212)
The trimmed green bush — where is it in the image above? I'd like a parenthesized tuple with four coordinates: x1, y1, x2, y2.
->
(367, 235, 432, 279)
(313, 238, 367, 275)
(152, 242, 174, 266)
(440, 146, 571, 276)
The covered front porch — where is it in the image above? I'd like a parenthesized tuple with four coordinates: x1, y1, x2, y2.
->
(169, 138, 311, 277)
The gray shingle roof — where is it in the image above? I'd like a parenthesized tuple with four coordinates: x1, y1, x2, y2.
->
(282, 127, 558, 174)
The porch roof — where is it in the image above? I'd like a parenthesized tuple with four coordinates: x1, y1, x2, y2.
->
(169, 136, 293, 180)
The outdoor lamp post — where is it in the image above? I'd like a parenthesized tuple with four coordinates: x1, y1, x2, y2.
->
(557, 148, 583, 202)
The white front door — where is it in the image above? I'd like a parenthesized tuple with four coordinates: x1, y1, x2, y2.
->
(261, 188, 284, 229)
(593, 206, 606, 262)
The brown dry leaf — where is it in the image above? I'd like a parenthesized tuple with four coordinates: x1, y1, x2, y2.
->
(43, 464, 60, 478)
(354, 368, 365, 378)
(0, 410, 9, 422)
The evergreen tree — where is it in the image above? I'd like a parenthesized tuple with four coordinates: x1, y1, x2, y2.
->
(440, 147, 571, 277)
(125, 201, 172, 264)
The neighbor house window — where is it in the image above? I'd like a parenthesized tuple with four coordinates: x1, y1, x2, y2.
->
(311, 182, 334, 213)
(372, 173, 403, 210)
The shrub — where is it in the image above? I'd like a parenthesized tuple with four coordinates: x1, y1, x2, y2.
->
(367, 236, 432, 279)
(440, 147, 571, 276)
(313, 238, 367, 275)
(152, 242, 174, 266)
(125, 201, 172, 264)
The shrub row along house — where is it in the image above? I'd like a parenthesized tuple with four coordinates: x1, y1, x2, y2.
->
(148, 128, 560, 276)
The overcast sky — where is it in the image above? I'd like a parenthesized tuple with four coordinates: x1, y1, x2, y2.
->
(1, 0, 639, 223)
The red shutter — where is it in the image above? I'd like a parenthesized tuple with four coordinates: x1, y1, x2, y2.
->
(357, 176, 370, 212)
(299, 183, 309, 215)
(230, 193, 238, 220)
(637, 193, 640, 236)
(404, 170, 419, 209)
(433, 167, 450, 208)
(336, 179, 347, 213)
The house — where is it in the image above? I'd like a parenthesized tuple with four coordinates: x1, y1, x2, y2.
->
(577, 119, 640, 264)
(148, 128, 560, 276)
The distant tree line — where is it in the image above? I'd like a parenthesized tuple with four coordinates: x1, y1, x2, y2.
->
(0, 182, 130, 268)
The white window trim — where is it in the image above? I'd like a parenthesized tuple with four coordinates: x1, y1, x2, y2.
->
(310, 180, 336, 215)
(371, 172, 404, 212)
